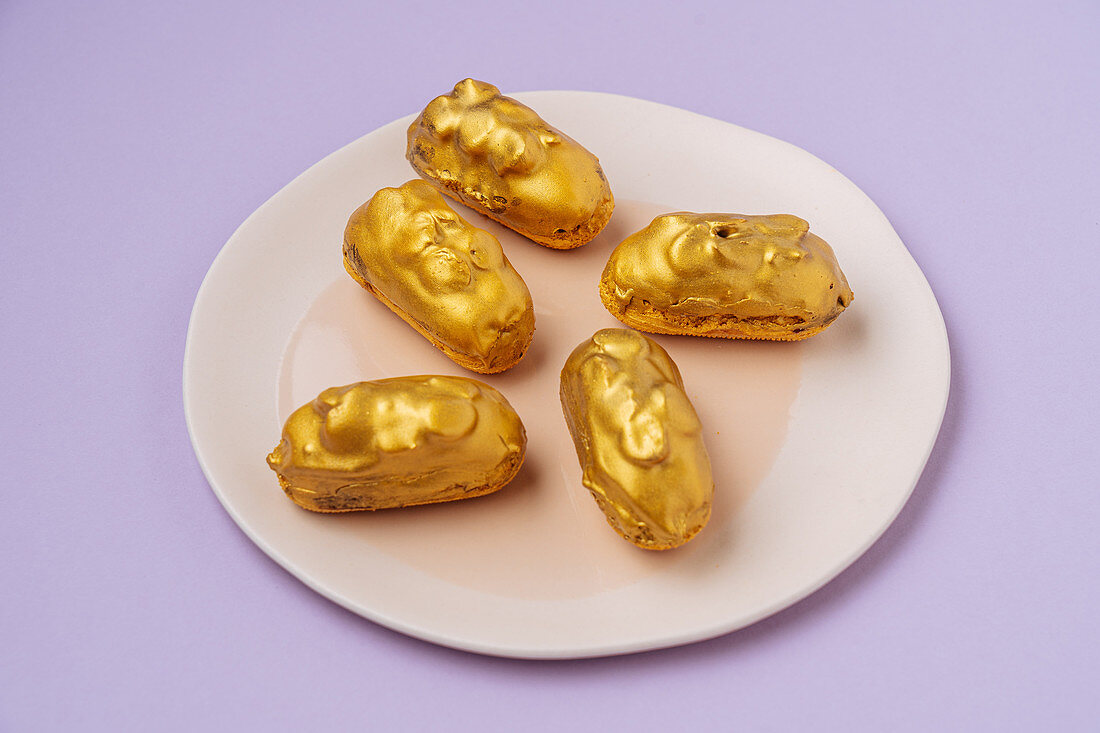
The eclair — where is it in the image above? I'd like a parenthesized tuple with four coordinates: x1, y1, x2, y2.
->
(600, 213, 853, 341)
(559, 329, 713, 550)
(343, 180, 535, 373)
(406, 78, 614, 249)
(267, 376, 527, 512)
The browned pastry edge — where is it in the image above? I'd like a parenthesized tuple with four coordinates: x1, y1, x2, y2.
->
(275, 447, 526, 513)
(598, 277, 844, 342)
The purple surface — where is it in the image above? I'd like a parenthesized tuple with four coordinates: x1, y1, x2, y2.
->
(2, 0, 1097, 730)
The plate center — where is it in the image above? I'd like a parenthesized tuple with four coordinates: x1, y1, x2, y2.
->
(275, 200, 803, 600)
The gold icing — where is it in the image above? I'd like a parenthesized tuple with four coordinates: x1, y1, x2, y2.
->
(559, 329, 713, 550)
(406, 78, 614, 249)
(344, 180, 535, 373)
(266, 376, 526, 512)
(600, 213, 854, 341)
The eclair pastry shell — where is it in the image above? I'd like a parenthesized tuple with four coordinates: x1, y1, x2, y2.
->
(559, 328, 713, 550)
(267, 376, 527, 512)
(406, 78, 614, 249)
(601, 213, 853, 341)
(343, 180, 535, 373)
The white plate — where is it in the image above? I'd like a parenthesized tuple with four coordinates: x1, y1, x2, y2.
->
(184, 91, 949, 659)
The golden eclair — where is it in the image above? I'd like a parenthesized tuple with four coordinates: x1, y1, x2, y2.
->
(267, 377, 526, 512)
(406, 78, 614, 249)
(601, 213, 853, 341)
(344, 180, 535, 373)
(560, 329, 713, 550)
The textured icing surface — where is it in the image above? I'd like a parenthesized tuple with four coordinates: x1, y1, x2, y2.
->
(267, 376, 526, 512)
(343, 180, 534, 373)
(601, 213, 853, 340)
(560, 329, 713, 549)
(406, 79, 614, 248)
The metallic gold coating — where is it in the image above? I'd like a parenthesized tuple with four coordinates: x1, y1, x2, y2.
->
(344, 180, 535, 373)
(406, 78, 614, 249)
(267, 376, 526, 512)
(559, 329, 713, 550)
(600, 213, 854, 341)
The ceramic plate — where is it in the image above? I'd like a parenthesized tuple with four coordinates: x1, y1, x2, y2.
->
(183, 91, 949, 659)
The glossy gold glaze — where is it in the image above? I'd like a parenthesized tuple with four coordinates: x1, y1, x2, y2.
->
(560, 329, 713, 550)
(601, 213, 854, 341)
(344, 180, 535, 373)
(267, 377, 527, 512)
(406, 78, 614, 249)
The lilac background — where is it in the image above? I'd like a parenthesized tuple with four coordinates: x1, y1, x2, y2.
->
(2, 0, 1097, 730)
